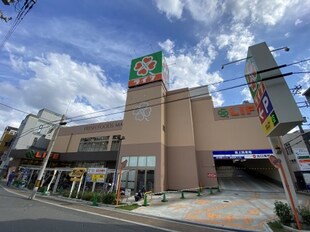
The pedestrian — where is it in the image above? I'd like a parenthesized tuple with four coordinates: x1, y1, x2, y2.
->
(6, 171, 15, 187)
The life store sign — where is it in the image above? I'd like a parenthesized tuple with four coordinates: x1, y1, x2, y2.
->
(244, 42, 303, 136)
(214, 104, 257, 120)
(128, 51, 169, 88)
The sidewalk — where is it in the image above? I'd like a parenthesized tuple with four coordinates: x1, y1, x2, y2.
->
(2, 182, 310, 232)
(130, 189, 310, 231)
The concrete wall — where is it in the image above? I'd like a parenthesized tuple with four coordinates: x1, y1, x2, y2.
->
(120, 82, 166, 193)
(166, 88, 199, 190)
(54, 121, 123, 153)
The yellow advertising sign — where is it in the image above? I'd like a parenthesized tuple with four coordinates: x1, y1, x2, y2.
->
(91, 174, 105, 183)
(69, 168, 86, 179)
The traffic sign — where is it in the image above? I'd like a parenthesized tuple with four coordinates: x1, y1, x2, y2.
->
(269, 155, 281, 169)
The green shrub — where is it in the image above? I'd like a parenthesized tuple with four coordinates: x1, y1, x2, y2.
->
(81, 191, 96, 201)
(62, 190, 74, 197)
(274, 201, 293, 225)
(27, 183, 34, 190)
(38, 186, 47, 193)
(299, 205, 310, 225)
(267, 220, 283, 232)
(101, 192, 116, 205)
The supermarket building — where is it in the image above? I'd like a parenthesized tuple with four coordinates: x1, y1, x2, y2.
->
(53, 77, 276, 193)
(9, 45, 308, 193)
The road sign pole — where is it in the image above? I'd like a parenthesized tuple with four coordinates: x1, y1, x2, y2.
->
(268, 136, 301, 230)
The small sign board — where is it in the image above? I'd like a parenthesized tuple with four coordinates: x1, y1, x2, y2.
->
(269, 155, 281, 169)
(91, 174, 105, 183)
(87, 168, 107, 175)
(121, 159, 128, 169)
(207, 173, 217, 178)
(69, 168, 86, 181)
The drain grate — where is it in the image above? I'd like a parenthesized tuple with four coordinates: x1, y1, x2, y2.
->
(223, 200, 230, 203)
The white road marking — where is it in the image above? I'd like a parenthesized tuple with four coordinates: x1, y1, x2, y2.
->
(1, 186, 178, 232)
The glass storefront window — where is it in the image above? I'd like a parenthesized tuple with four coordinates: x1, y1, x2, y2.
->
(146, 170, 154, 191)
(128, 182, 135, 189)
(138, 156, 146, 167)
(128, 170, 136, 181)
(78, 136, 110, 152)
(128, 156, 137, 167)
(111, 135, 121, 151)
(136, 170, 145, 192)
(147, 156, 156, 167)
(120, 156, 156, 193)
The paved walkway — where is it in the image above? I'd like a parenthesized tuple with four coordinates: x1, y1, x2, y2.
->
(130, 189, 310, 231)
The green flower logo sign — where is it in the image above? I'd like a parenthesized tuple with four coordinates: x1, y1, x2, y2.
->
(134, 56, 157, 76)
(133, 102, 152, 121)
(128, 51, 165, 88)
(217, 108, 229, 118)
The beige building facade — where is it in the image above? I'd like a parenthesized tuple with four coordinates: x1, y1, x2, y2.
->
(53, 81, 279, 193)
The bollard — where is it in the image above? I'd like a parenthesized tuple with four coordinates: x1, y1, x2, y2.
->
(143, 194, 149, 206)
(41, 186, 47, 195)
(92, 193, 98, 206)
(180, 191, 185, 199)
(197, 187, 202, 196)
(161, 193, 168, 202)
(209, 188, 213, 195)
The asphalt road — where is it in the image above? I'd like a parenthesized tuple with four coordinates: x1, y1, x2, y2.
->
(0, 186, 234, 232)
(0, 188, 159, 232)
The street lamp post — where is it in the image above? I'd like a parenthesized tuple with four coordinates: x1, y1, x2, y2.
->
(29, 115, 66, 200)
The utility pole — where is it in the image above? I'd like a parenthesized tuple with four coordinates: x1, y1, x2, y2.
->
(111, 135, 125, 192)
(29, 115, 67, 200)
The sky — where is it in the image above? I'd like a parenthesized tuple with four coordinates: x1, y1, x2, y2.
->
(0, 0, 309, 135)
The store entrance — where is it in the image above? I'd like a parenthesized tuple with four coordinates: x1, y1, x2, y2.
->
(121, 169, 155, 193)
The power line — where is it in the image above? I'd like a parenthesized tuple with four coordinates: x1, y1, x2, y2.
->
(67, 69, 309, 123)
(1, 61, 309, 135)
(0, 102, 30, 114)
(67, 58, 310, 121)
(0, 0, 37, 50)
(68, 71, 295, 123)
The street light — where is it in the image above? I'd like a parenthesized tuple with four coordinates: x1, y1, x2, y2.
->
(221, 46, 290, 70)
(29, 115, 67, 200)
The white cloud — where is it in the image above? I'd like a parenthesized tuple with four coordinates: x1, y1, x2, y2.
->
(216, 23, 255, 61)
(159, 37, 224, 106)
(296, 60, 310, 91)
(241, 87, 253, 103)
(185, 0, 226, 23)
(0, 52, 127, 132)
(155, 0, 302, 26)
(229, 0, 299, 26)
(154, 0, 184, 19)
(158, 39, 175, 55)
(4, 43, 26, 54)
(295, 18, 302, 25)
(285, 32, 290, 38)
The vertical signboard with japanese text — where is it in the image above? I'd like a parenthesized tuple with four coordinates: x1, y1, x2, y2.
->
(245, 42, 303, 136)
(128, 51, 169, 89)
